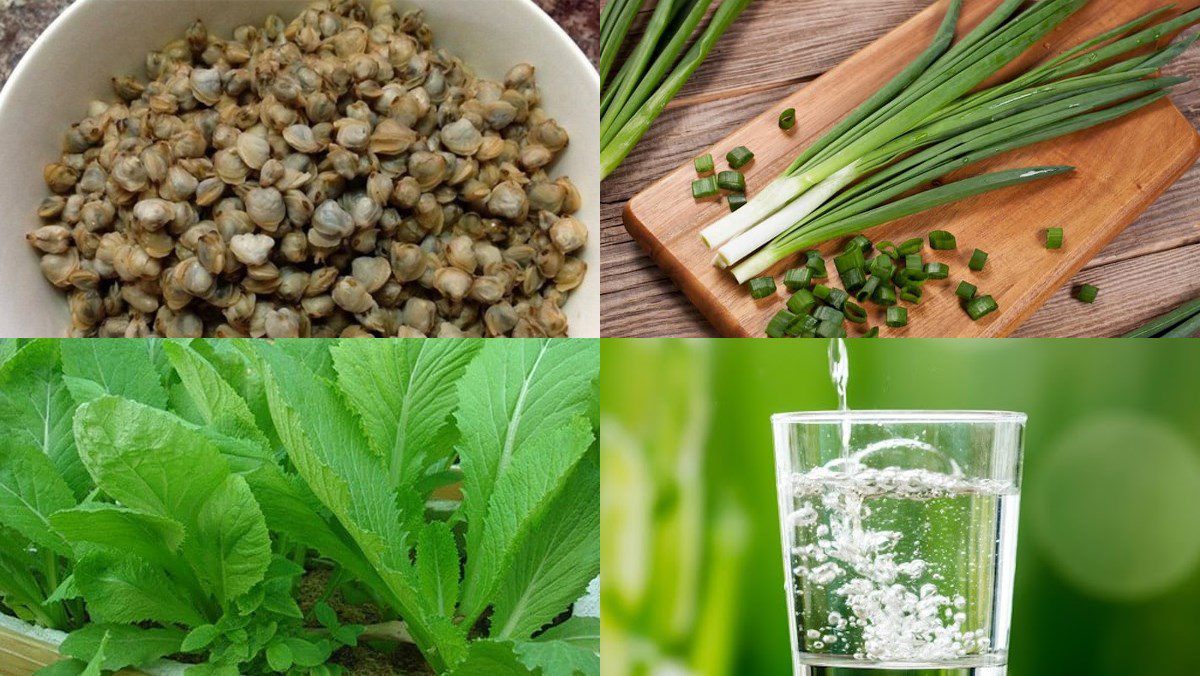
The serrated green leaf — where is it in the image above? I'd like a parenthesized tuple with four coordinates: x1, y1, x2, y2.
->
(0, 441, 75, 556)
(416, 521, 460, 617)
(0, 340, 88, 496)
(0, 530, 48, 615)
(260, 577, 303, 619)
(450, 640, 528, 675)
(464, 418, 594, 626)
(456, 339, 597, 622)
(275, 339, 337, 380)
(45, 573, 80, 604)
(513, 637, 598, 676)
(61, 623, 185, 670)
(331, 340, 480, 489)
(181, 623, 221, 651)
(533, 617, 599, 652)
(49, 503, 184, 569)
(188, 474, 271, 606)
(60, 340, 167, 408)
(491, 451, 600, 640)
(74, 550, 206, 626)
(163, 341, 271, 452)
(236, 580, 266, 614)
(74, 397, 228, 520)
(314, 600, 338, 628)
(252, 345, 420, 603)
(265, 641, 293, 671)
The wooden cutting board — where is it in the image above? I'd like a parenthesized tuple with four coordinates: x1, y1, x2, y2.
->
(622, 0, 1200, 337)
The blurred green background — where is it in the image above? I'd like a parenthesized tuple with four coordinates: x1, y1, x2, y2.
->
(600, 339, 1200, 676)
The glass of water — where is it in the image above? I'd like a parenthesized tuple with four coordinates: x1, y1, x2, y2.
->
(772, 411, 1026, 676)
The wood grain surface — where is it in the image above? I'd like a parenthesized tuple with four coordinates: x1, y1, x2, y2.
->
(602, 0, 1200, 337)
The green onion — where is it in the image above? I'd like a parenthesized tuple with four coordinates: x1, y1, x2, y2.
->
(779, 108, 797, 130)
(925, 262, 950, 279)
(1124, 297, 1200, 337)
(789, 313, 820, 337)
(956, 281, 977, 300)
(966, 294, 998, 320)
(766, 310, 798, 338)
(898, 238, 924, 256)
(695, 154, 715, 175)
(717, 171, 746, 192)
(857, 276, 881, 302)
(1046, 227, 1064, 249)
(1075, 284, 1099, 303)
(968, 249, 989, 271)
(863, 327, 881, 338)
(692, 176, 719, 199)
(841, 268, 867, 293)
(929, 230, 957, 250)
(813, 306, 845, 323)
(787, 288, 817, 314)
(899, 286, 923, 304)
(845, 302, 868, 324)
(727, 146, 755, 169)
(728, 193, 748, 212)
(886, 306, 909, 327)
(784, 268, 813, 292)
(816, 320, 847, 338)
(805, 252, 828, 278)
(845, 235, 873, 255)
(872, 284, 898, 306)
(869, 255, 896, 278)
(748, 276, 776, 299)
(813, 284, 832, 301)
(904, 254, 923, 271)
(826, 288, 850, 310)
(601, 0, 752, 179)
(834, 249, 865, 274)
(699, 0, 1200, 284)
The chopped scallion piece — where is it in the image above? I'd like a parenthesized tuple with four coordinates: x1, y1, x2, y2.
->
(845, 302, 868, 324)
(748, 276, 776, 299)
(969, 249, 989, 272)
(863, 326, 880, 338)
(728, 193, 748, 212)
(788, 314, 819, 337)
(1075, 284, 1099, 303)
(787, 288, 817, 314)
(857, 276, 881, 301)
(897, 238, 924, 256)
(966, 295, 998, 320)
(766, 310, 799, 338)
(813, 306, 845, 323)
(813, 284, 832, 301)
(784, 268, 813, 292)
(886, 306, 908, 328)
(816, 319, 847, 339)
(904, 254, 923, 272)
(727, 146, 755, 169)
(894, 268, 927, 285)
(956, 281, 977, 301)
(872, 283, 897, 307)
(869, 256, 895, 278)
(924, 262, 950, 279)
(845, 235, 873, 255)
(695, 154, 715, 175)
(834, 249, 865, 274)
(841, 267, 867, 293)
(692, 176, 719, 199)
(876, 241, 899, 259)
(1046, 227, 1064, 249)
(779, 108, 797, 130)
(805, 251, 828, 278)
(899, 286, 923, 304)
(717, 170, 746, 192)
(929, 230, 957, 250)
(827, 288, 850, 310)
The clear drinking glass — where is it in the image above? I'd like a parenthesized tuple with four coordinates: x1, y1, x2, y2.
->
(772, 411, 1026, 676)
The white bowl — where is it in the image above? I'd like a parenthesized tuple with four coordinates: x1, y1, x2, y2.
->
(0, 0, 599, 337)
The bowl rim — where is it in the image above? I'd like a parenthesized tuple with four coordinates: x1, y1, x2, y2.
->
(0, 0, 600, 338)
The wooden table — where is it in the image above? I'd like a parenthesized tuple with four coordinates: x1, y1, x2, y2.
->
(601, 0, 1200, 337)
